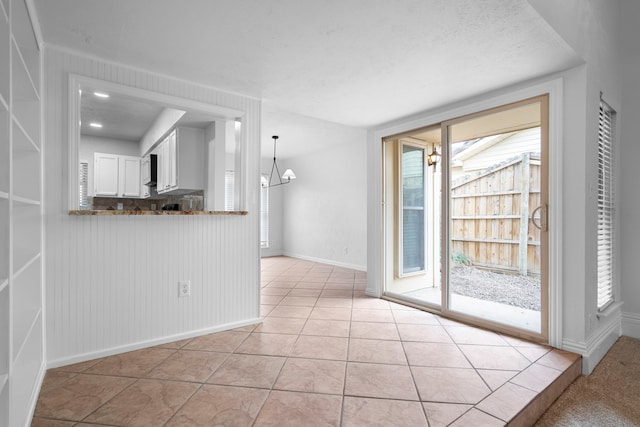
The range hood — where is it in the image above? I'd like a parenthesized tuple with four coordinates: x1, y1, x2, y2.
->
(143, 154, 158, 187)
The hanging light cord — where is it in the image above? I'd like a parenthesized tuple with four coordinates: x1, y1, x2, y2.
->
(264, 135, 289, 187)
(270, 136, 283, 186)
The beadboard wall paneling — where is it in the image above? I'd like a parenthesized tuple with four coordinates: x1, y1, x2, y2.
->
(44, 47, 261, 365)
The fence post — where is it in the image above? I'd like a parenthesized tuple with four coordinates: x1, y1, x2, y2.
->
(518, 153, 531, 276)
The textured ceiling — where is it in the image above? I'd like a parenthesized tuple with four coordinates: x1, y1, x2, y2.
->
(34, 0, 580, 155)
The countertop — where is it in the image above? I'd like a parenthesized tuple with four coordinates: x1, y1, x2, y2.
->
(69, 210, 248, 216)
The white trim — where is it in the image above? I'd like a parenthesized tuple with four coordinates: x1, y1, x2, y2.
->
(563, 310, 621, 374)
(46, 318, 261, 370)
(622, 311, 640, 339)
(48, 43, 261, 101)
(397, 140, 428, 278)
(282, 252, 367, 272)
(368, 75, 564, 345)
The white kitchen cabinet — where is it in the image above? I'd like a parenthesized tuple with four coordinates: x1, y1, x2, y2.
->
(157, 130, 176, 193)
(120, 156, 141, 197)
(156, 127, 205, 195)
(140, 178, 150, 199)
(94, 153, 118, 196)
(94, 153, 141, 198)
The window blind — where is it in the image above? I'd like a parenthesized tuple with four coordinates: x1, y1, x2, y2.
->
(79, 161, 89, 209)
(260, 175, 269, 248)
(597, 100, 615, 310)
(224, 170, 234, 211)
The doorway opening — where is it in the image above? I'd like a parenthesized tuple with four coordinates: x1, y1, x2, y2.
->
(384, 95, 549, 341)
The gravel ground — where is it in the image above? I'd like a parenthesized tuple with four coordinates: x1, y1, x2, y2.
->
(450, 264, 541, 311)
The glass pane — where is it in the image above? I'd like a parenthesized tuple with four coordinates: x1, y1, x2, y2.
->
(447, 101, 543, 334)
(402, 146, 424, 206)
(402, 145, 425, 274)
(403, 209, 424, 273)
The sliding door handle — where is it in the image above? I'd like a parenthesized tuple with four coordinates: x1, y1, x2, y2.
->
(531, 204, 548, 232)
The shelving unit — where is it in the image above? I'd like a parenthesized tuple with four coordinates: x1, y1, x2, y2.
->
(0, 2, 9, 425)
(0, 0, 44, 426)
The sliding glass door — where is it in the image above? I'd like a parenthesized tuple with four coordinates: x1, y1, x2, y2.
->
(384, 96, 549, 341)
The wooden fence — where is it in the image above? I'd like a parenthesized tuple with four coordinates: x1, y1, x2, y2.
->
(450, 153, 541, 276)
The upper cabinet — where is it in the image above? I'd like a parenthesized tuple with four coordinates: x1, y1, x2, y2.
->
(156, 127, 205, 195)
(121, 156, 141, 197)
(94, 153, 141, 198)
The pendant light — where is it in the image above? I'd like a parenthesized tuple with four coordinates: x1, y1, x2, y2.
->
(263, 135, 296, 188)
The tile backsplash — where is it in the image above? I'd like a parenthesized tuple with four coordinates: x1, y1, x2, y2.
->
(90, 191, 205, 211)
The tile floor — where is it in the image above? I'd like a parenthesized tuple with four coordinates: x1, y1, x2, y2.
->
(32, 257, 580, 426)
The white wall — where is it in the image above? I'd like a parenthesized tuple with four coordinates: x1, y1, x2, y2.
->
(281, 126, 368, 270)
(529, 0, 624, 373)
(43, 47, 262, 366)
(619, 0, 640, 339)
(260, 157, 284, 257)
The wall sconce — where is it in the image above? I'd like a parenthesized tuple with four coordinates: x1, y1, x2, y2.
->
(427, 147, 441, 171)
(263, 136, 296, 188)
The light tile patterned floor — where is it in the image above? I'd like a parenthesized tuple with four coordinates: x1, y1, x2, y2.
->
(32, 256, 580, 426)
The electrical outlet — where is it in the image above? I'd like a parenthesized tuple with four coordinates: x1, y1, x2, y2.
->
(178, 281, 191, 297)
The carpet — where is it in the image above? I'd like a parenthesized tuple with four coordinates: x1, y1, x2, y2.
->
(535, 336, 640, 426)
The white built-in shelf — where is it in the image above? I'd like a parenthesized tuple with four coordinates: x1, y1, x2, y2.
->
(12, 101, 40, 145)
(13, 253, 39, 281)
(2, 1, 42, 423)
(0, 11, 7, 104)
(10, 41, 39, 102)
(11, 0, 40, 79)
(0, 374, 7, 394)
(12, 195, 40, 206)
(12, 116, 40, 152)
(0, 0, 7, 23)
(12, 308, 41, 362)
(12, 119, 41, 201)
(12, 205, 41, 269)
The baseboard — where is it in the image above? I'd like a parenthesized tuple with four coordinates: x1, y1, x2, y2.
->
(562, 313, 621, 375)
(365, 288, 380, 298)
(282, 252, 366, 272)
(622, 311, 640, 339)
(47, 317, 261, 369)
(260, 250, 283, 258)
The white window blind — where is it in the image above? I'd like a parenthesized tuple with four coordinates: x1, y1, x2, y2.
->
(597, 100, 615, 311)
(79, 161, 89, 209)
(224, 170, 234, 211)
(260, 175, 269, 248)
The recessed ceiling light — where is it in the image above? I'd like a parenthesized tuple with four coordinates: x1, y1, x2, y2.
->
(89, 122, 103, 128)
(94, 91, 109, 98)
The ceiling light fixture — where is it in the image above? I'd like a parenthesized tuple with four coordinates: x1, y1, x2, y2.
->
(263, 135, 296, 188)
(89, 122, 103, 128)
(94, 91, 110, 98)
